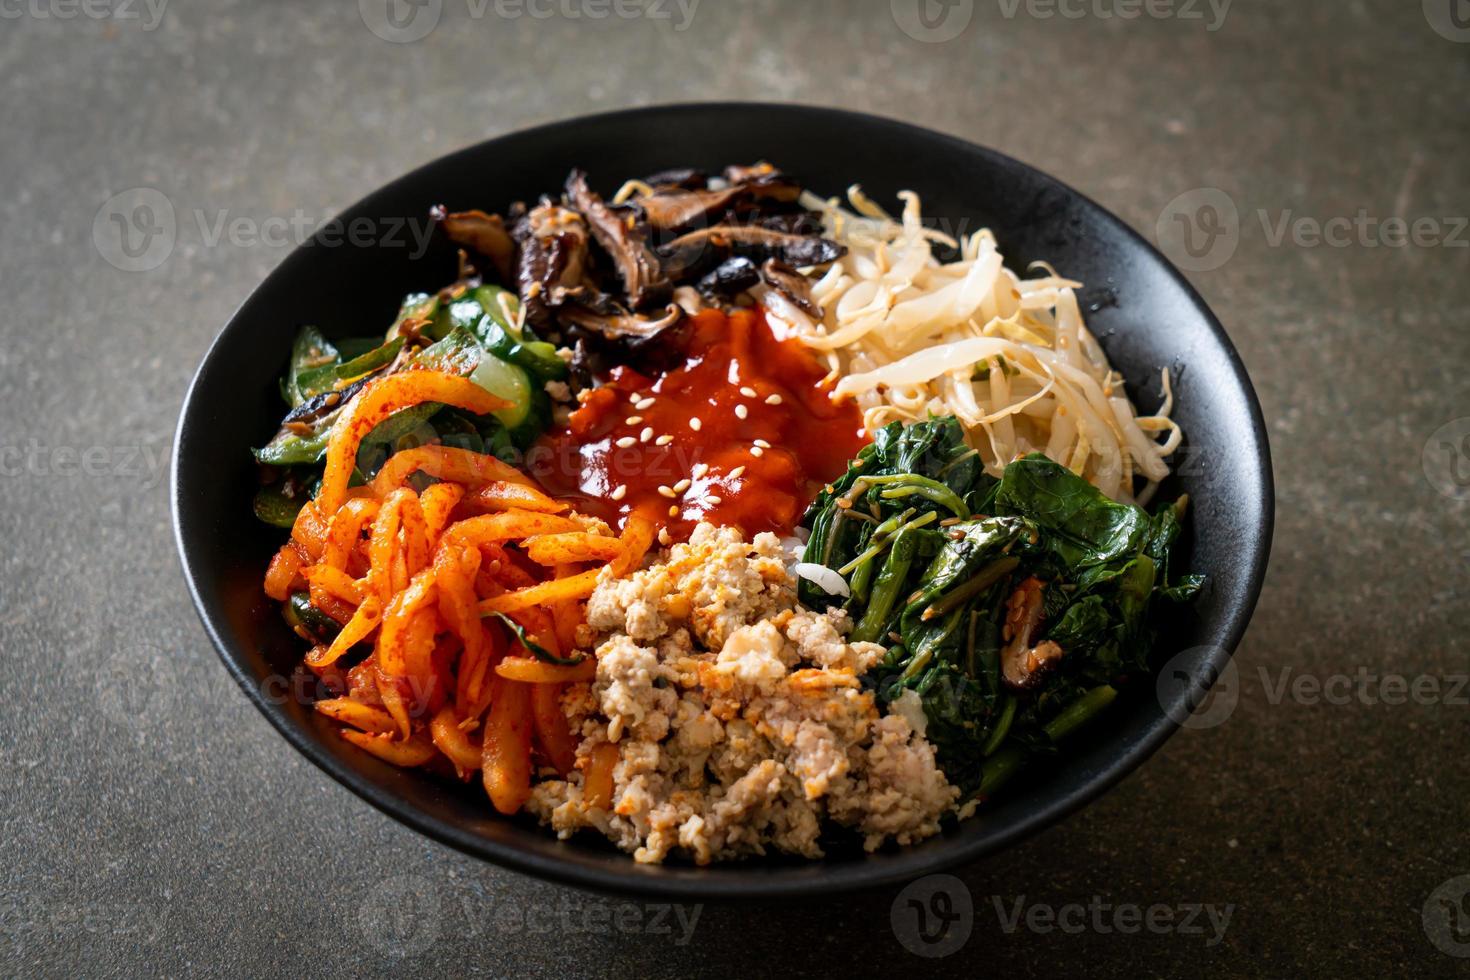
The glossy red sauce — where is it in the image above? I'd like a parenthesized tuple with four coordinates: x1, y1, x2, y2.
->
(534, 308, 868, 540)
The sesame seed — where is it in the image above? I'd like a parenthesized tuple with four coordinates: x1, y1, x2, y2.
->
(765, 393, 783, 405)
(692, 462, 709, 479)
(754, 438, 771, 449)
(735, 404, 749, 419)
(739, 386, 757, 398)
(668, 505, 679, 517)
(674, 478, 692, 493)
(640, 427, 654, 443)
(707, 495, 722, 505)
(729, 465, 745, 479)
(625, 415, 643, 426)
(610, 485, 628, 501)
(615, 436, 637, 449)
(635, 397, 656, 411)
(689, 417, 702, 431)
(657, 485, 677, 498)
(630, 391, 645, 402)
(657, 528, 673, 546)
(750, 446, 765, 457)
(655, 434, 673, 446)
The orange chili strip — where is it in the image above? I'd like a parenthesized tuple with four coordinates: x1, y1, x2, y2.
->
(305, 595, 383, 669)
(314, 697, 397, 735)
(264, 544, 305, 602)
(531, 683, 577, 776)
(320, 372, 508, 515)
(429, 705, 483, 776)
(465, 480, 568, 515)
(339, 729, 437, 767)
(584, 743, 620, 810)
(477, 569, 602, 615)
(482, 675, 533, 815)
(494, 656, 597, 684)
(369, 445, 533, 499)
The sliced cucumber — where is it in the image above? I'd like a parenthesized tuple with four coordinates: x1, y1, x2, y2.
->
(470, 352, 534, 429)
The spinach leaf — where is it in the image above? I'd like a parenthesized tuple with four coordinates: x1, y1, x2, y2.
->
(994, 454, 1147, 567)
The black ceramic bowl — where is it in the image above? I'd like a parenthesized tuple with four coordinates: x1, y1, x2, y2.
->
(173, 103, 1273, 899)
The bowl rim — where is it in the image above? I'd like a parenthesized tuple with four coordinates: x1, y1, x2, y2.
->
(172, 100, 1274, 900)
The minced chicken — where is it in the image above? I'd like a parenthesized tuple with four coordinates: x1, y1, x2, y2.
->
(526, 523, 959, 864)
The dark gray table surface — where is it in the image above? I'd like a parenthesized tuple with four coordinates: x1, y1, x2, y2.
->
(3, 1, 1467, 976)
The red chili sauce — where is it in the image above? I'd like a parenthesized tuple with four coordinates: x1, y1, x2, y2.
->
(534, 308, 868, 540)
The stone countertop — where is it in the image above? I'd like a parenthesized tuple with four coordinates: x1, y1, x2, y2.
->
(2, 1, 1467, 975)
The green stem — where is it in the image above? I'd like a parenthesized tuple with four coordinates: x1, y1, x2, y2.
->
(1044, 685, 1118, 741)
(852, 528, 918, 644)
(898, 605, 966, 683)
(923, 556, 1020, 621)
(978, 745, 1026, 800)
(862, 474, 971, 519)
(835, 507, 916, 576)
(982, 695, 1017, 757)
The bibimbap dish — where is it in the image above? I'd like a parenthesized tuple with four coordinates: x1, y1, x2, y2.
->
(251, 163, 1203, 865)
